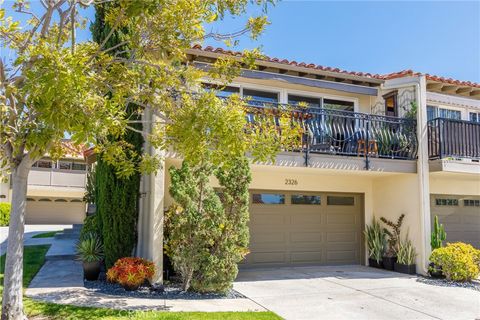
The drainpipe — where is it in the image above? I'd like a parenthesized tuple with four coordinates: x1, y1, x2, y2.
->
(382, 77, 431, 275)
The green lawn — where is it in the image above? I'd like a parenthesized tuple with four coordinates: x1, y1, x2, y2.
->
(0, 245, 279, 320)
(32, 231, 60, 238)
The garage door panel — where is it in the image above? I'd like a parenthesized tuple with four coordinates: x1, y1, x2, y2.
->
(250, 214, 285, 225)
(431, 195, 480, 249)
(247, 191, 363, 267)
(326, 212, 357, 225)
(327, 232, 357, 243)
(326, 250, 356, 263)
(26, 199, 84, 224)
(290, 251, 322, 263)
(291, 213, 322, 224)
(290, 232, 322, 243)
(463, 215, 480, 224)
(250, 252, 286, 264)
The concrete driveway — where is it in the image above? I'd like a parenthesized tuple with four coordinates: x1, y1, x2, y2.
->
(234, 265, 480, 320)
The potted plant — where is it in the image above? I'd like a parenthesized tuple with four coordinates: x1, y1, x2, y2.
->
(380, 214, 405, 270)
(429, 215, 446, 278)
(76, 232, 104, 281)
(364, 217, 385, 269)
(394, 237, 417, 275)
(107, 257, 156, 291)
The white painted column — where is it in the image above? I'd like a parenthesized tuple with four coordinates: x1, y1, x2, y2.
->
(416, 75, 432, 275)
(136, 108, 164, 284)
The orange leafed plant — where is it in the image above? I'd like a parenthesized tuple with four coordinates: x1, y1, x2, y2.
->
(106, 257, 156, 290)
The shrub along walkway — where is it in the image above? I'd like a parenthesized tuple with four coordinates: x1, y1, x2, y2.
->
(25, 242, 264, 312)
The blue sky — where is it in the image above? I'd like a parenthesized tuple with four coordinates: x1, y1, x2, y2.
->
(3, 1, 479, 82)
(204, 1, 480, 82)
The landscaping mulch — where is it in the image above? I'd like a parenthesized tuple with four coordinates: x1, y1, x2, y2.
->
(416, 276, 480, 292)
(84, 273, 245, 300)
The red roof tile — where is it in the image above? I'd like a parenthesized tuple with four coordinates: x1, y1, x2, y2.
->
(190, 45, 480, 89)
(191, 44, 383, 80)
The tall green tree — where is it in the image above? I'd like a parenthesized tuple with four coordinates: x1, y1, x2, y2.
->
(0, 1, 295, 318)
(165, 157, 252, 292)
(90, 2, 144, 268)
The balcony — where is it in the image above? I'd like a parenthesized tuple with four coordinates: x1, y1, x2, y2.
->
(428, 118, 480, 160)
(28, 168, 86, 188)
(245, 101, 418, 167)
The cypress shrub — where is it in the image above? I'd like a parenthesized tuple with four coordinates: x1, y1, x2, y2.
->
(91, 3, 143, 268)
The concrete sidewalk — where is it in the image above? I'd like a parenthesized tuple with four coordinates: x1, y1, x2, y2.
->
(26, 259, 265, 312)
(0, 225, 71, 254)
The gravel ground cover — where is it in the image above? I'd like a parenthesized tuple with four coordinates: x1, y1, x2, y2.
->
(416, 276, 480, 291)
(84, 274, 245, 300)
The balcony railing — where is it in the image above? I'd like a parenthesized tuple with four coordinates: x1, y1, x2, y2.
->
(428, 118, 480, 160)
(244, 100, 418, 164)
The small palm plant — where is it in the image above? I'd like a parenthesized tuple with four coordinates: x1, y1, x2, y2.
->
(77, 232, 104, 281)
(364, 217, 385, 267)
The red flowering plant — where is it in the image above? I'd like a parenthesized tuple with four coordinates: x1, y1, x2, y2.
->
(106, 257, 156, 291)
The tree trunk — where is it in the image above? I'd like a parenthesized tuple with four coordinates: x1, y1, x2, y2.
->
(2, 158, 31, 320)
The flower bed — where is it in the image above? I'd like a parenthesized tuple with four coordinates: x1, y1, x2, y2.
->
(85, 273, 245, 300)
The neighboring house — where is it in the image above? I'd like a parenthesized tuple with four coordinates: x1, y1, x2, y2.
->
(136, 45, 480, 278)
(0, 140, 87, 224)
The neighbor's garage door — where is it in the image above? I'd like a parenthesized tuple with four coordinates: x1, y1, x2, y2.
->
(244, 191, 363, 267)
(431, 195, 480, 248)
(26, 198, 85, 224)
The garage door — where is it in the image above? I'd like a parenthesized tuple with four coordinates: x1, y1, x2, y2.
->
(26, 198, 85, 224)
(244, 191, 363, 267)
(431, 195, 480, 248)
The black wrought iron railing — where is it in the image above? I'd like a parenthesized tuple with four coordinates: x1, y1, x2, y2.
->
(243, 100, 418, 164)
(428, 118, 480, 160)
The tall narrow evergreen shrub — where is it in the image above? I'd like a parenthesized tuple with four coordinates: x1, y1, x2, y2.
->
(91, 3, 143, 268)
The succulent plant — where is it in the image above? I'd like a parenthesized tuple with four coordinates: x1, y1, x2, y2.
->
(381, 214, 405, 257)
(364, 217, 386, 264)
(431, 215, 446, 250)
(76, 232, 104, 263)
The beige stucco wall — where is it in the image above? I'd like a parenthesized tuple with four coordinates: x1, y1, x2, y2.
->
(430, 173, 480, 196)
(163, 157, 430, 271)
(372, 174, 425, 272)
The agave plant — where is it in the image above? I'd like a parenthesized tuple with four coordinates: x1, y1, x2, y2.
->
(397, 237, 417, 265)
(364, 217, 386, 264)
(76, 232, 104, 263)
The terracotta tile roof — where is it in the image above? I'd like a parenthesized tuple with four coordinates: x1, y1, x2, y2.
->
(191, 44, 383, 81)
(190, 45, 480, 89)
(381, 70, 480, 88)
(61, 140, 86, 159)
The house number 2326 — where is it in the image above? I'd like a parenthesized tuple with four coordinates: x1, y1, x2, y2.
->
(285, 178, 298, 185)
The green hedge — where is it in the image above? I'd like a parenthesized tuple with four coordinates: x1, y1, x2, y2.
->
(0, 202, 11, 226)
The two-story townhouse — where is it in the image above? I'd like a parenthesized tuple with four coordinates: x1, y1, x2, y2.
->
(0, 140, 87, 224)
(132, 46, 479, 281)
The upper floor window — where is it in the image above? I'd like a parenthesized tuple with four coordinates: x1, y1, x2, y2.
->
(203, 83, 239, 98)
(243, 89, 278, 104)
(58, 161, 72, 170)
(469, 112, 480, 123)
(427, 106, 461, 120)
(383, 92, 398, 117)
(288, 95, 321, 109)
(323, 98, 354, 111)
(34, 160, 52, 168)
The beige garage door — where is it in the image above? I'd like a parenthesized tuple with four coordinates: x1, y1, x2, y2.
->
(244, 191, 363, 267)
(431, 195, 480, 248)
(26, 198, 85, 224)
